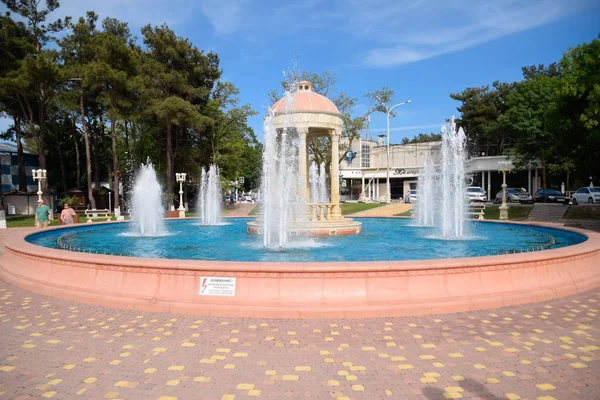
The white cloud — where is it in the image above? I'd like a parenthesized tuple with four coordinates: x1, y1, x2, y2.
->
(371, 123, 441, 133)
(358, 0, 590, 67)
(200, 0, 246, 36)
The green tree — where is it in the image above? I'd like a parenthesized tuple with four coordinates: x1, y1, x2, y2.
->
(88, 17, 139, 209)
(141, 24, 220, 205)
(401, 133, 442, 144)
(450, 81, 516, 156)
(499, 75, 561, 188)
(1, 0, 70, 183)
(553, 35, 600, 182)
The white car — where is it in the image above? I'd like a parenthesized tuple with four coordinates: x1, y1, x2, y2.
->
(404, 190, 417, 203)
(572, 187, 600, 204)
(466, 186, 487, 202)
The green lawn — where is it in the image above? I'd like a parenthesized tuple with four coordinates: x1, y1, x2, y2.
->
(340, 202, 385, 215)
(483, 205, 532, 220)
(563, 205, 600, 220)
(248, 205, 258, 216)
(6, 214, 124, 228)
(394, 209, 413, 217)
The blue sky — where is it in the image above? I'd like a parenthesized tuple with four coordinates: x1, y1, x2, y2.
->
(2, 0, 599, 144)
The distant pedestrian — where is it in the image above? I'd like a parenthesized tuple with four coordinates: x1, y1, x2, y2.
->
(60, 203, 77, 225)
(35, 199, 53, 228)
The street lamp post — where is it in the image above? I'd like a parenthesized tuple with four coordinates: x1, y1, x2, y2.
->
(498, 161, 511, 220)
(176, 173, 187, 218)
(375, 97, 411, 203)
(32, 169, 47, 202)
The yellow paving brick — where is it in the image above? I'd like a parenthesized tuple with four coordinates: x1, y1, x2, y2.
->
(445, 387, 464, 392)
(452, 376, 465, 381)
(352, 385, 365, 391)
(224, 364, 235, 369)
(265, 370, 276, 376)
(570, 362, 587, 368)
(0, 366, 16, 372)
(233, 352, 248, 357)
(104, 392, 119, 399)
(444, 393, 463, 399)
(294, 366, 311, 371)
(505, 394, 521, 400)
(398, 364, 414, 370)
(47, 379, 62, 386)
(248, 390, 261, 396)
(536, 397, 557, 400)
(83, 377, 98, 384)
(157, 397, 178, 400)
(166, 380, 180, 386)
(41, 391, 57, 398)
(63, 364, 76, 370)
(536, 384, 555, 391)
(487, 378, 500, 383)
(385, 389, 393, 396)
(83, 357, 96, 362)
(221, 395, 235, 400)
(345, 375, 357, 381)
(420, 377, 438, 383)
(168, 365, 185, 371)
(503, 371, 516, 376)
(448, 353, 463, 358)
(474, 364, 486, 369)
(76, 388, 87, 395)
(282, 375, 299, 381)
(424, 372, 441, 377)
(237, 384, 255, 390)
(328, 380, 339, 386)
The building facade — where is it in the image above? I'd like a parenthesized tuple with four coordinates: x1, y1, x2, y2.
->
(339, 138, 542, 202)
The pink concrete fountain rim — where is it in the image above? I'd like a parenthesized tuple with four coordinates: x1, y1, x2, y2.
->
(7, 220, 599, 273)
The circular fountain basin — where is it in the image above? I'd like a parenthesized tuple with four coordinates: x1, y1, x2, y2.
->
(1, 218, 599, 319)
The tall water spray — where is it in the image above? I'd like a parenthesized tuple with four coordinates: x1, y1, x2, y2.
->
(309, 161, 328, 203)
(415, 117, 467, 239)
(261, 89, 305, 247)
(130, 162, 167, 236)
(198, 165, 222, 225)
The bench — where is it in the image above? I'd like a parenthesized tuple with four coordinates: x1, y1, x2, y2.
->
(85, 209, 112, 223)
(465, 203, 485, 220)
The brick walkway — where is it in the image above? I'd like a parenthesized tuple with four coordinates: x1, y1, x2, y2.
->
(0, 280, 598, 399)
(348, 203, 413, 217)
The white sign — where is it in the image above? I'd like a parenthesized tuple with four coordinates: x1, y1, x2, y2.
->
(199, 276, 237, 296)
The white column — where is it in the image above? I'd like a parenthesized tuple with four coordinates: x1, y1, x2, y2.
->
(534, 168, 539, 192)
(330, 129, 342, 220)
(376, 178, 379, 198)
(527, 168, 532, 194)
(298, 127, 309, 202)
(481, 171, 485, 192)
(360, 172, 365, 201)
(487, 170, 491, 201)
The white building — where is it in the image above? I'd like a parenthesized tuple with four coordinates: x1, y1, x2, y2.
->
(339, 138, 542, 202)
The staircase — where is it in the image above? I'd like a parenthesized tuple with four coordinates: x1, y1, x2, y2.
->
(528, 204, 568, 222)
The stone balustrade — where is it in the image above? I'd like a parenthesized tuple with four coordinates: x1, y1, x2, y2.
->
(308, 203, 334, 221)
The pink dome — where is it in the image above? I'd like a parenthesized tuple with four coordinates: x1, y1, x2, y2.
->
(271, 81, 339, 114)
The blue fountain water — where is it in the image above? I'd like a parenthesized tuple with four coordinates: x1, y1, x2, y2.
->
(26, 218, 586, 262)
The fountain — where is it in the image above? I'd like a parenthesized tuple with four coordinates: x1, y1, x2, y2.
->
(198, 165, 222, 225)
(415, 117, 467, 239)
(309, 161, 328, 202)
(260, 89, 305, 247)
(129, 162, 166, 236)
(247, 80, 362, 239)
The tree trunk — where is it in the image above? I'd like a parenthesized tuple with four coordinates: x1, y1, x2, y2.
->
(14, 117, 27, 192)
(73, 115, 81, 188)
(541, 156, 547, 189)
(79, 90, 96, 210)
(111, 115, 120, 210)
(92, 128, 100, 189)
(56, 138, 67, 194)
(166, 119, 174, 207)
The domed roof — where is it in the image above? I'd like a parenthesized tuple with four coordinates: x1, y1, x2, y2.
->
(271, 81, 339, 114)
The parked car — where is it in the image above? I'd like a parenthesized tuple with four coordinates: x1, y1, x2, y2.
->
(572, 187, 600, 204)
(534, 189, 569, 204)
(494, 187, 533, 204)
(465, 186, 487, 203)
(404, 190, 417, 203)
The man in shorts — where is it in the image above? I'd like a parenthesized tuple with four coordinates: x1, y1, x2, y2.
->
(35, 199, 53, 228)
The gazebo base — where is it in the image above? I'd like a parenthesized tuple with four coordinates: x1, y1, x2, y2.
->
(247, 218, 362, 236)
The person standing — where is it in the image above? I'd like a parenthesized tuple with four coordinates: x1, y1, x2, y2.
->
(35, 199, 53, 228)
(60, 203, 77, 225)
